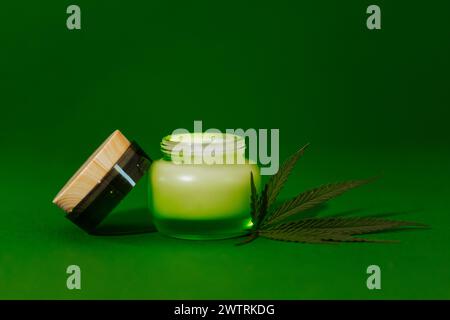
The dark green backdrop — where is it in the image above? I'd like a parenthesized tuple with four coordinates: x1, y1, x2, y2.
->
(1, 0, 449, 299)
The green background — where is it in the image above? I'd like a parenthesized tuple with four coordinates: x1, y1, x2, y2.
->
(1, 0, 449, 299)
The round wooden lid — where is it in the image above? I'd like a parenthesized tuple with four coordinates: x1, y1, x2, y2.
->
(53, 130, 131, 213)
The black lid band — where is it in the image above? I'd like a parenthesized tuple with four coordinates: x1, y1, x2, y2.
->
(67, 142, 152, 234)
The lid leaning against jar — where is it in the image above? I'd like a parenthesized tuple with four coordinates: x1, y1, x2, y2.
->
(52, 130, 152, 234)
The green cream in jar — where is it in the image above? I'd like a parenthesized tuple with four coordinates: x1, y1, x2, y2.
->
(150, 133, 260, 240)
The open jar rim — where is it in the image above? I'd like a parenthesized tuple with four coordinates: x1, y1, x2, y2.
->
(160, 133, 246, 164)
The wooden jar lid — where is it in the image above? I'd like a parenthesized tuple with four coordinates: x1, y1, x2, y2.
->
(53, 130, 131, 213)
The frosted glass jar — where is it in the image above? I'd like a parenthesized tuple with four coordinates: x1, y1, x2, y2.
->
(150, 133, 260, 240)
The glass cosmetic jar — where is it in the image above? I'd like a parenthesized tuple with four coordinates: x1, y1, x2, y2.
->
(150, 133, 260, 240)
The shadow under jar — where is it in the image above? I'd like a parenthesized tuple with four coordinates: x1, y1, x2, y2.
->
(150, 133, 261, 240)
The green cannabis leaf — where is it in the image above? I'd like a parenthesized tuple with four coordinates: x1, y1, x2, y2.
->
(263, 178, 375, 227)
(240, 144, 427, 245)
(264, 143, 310, 209)
(259, 217, 427, 244)
(250, 143, 309, 228)
(250, 172, 258, 221)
